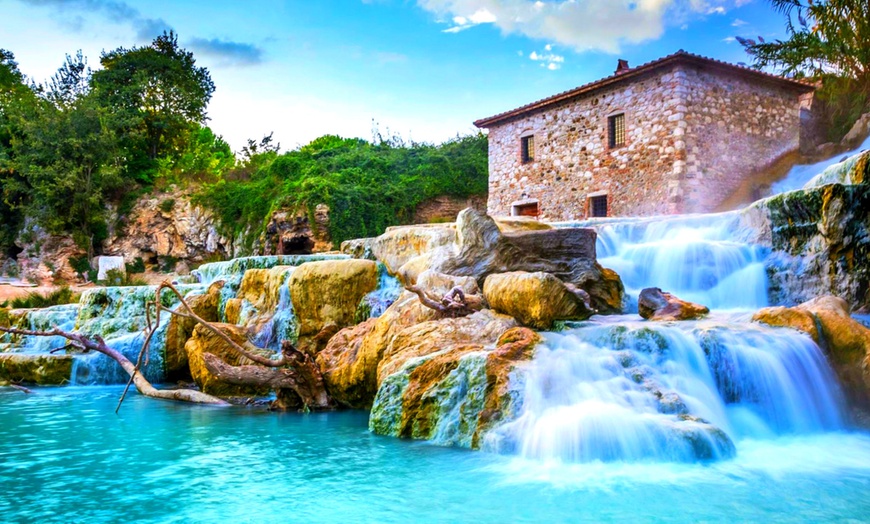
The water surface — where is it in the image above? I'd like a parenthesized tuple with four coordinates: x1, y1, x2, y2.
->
(2, 386, 869, 523)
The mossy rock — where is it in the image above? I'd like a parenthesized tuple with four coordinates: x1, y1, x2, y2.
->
(0, 354, 73, 385)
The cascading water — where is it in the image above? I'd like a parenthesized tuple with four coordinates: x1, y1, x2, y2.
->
(771, 133, 870, 194)
(486, 316, 845, 463)
(559, 212, 769, 311)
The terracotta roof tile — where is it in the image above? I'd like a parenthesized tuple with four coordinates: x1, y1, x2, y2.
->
(473, 50, 815, 128)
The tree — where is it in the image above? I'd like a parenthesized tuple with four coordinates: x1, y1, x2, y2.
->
(0, 49, 38, 256)
(12, 83, 122, 258)
(92, 31, 215, 183)
(740, 1, 870, 137)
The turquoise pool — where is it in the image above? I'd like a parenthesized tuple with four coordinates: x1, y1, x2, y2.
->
(2, 386, 869, 523)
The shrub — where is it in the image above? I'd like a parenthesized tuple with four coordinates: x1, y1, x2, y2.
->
(1, 286, 79, 309)
(158, 198, 176, 213)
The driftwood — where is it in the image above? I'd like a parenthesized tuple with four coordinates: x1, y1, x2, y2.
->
(202, 341, 331, 411)
(141, 281, 333, 411)
(406, 285, 485, 318)
(0, 325, 228, 406)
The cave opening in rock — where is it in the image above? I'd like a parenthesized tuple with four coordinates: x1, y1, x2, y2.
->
(280, 236, 315, 255)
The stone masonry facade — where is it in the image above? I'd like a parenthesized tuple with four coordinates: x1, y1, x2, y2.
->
(476, 51, 814, 219)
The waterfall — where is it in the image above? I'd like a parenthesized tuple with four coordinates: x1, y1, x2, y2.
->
(485, 317, 845, 463)
(772, 133, 870, 194)
(558, 213, 769, 311)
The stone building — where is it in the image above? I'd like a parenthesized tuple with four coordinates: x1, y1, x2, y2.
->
(474, 51, 815, 219)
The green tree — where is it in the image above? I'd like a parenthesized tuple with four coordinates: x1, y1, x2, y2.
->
(92, 31, 215, 183)
(740, 0, 870, 137)
(12, 53, 122, 259)
(0, 49, 38, 256)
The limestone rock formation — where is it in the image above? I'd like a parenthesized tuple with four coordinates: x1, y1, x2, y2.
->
(289, 259, 378, 346)
(429, 208, 624, 313)
(371, 225, 456, 276)
(368, 325, 538, 448)
(105, 189, 231, 268)
(13, 218, 83, 285)
(483, 271, 595, 329)
(184, 323, 272, 397)
(262, 204, 332, 255)
(376, 308, 517, 381)
(755, 154, 870, 312)
(753, 296, 870, 410)
(638, 287, 709, 321)
(165, 281, 224, 381)
(316, 271, 477, 408)
(0, 354, 73, 385)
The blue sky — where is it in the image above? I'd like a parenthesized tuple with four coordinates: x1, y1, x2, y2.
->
(0, 0, 787, 151)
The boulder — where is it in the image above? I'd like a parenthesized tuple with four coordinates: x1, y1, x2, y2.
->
(0, 354, 73, 385)
(316, 271, 476, 408)
(340, 237, 376, 260)
(371, 225, 456, 276)
(289, 259, 379, 341)
(843, 112, 870, 146)
(638, 287, 709, 321)
(368, 325, 540, 449)
(430, 208, 624, 313)
(377, 308, 517, 381)
(753, 295, 870, 410)
(757, 171, 870, 312)
(164, 281, 223, 381)
(184, 323, 272, 397)
(751, 306, 819, 341)
(483, 271, 594, 329)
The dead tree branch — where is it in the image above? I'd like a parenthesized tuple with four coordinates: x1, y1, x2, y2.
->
(405, 285, 485, 318)
(0, 326, 228, 406)
(144, 281, 333, 411)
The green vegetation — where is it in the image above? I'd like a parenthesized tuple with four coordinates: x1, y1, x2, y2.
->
(0, 286, 78, 309)
(0, 31, 487, 265)
(740, 0, 870, 139)
(196, 133, 487, 247)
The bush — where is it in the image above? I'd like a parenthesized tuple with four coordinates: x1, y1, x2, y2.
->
(1, 286, 79, 309)
(158, 198, 176, 213)
(125, 256, 146, 274)
(194, 133, 488, 248)
(100, 268, 148, 287)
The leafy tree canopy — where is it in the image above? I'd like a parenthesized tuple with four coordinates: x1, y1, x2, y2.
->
(92, 31, 215, 182)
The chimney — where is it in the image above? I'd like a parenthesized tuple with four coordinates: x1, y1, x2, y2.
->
(615, 59, 630, 75)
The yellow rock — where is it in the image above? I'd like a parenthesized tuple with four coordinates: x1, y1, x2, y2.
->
(483, 271, 593, 329)
(754, 295, 870, 408)
(377, 308, 517, 381)
(371, 226, 456, 276)
(493, 216, 553, 233)
(751, 306, 819, 342)
(184, 323, 272, 397)
(224, 298, 242, 325)
(165, 281, 224, 380)
(317, 270, 492, 409)
(289, 259, 378, 339)
(237, 266, 294, 313)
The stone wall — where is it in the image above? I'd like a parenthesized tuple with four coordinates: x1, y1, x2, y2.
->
(680, 67, 802, 213)
(485, 63, 806, 219)
(487, 65, 683, 220)
(412, 194, 487, 224)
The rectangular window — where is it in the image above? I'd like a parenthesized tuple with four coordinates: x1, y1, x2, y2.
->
(513, 202, 539, 217)
(521, 135, 535, 163)
(590, 195, 608, 217)
(608, 113, 625, 149)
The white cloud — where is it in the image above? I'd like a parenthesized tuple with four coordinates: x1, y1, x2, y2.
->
(422, 0, 751, 52)
(528, 46, 564, 70)
(731, 18, 747, 26)
(722, 36, 736, 43)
